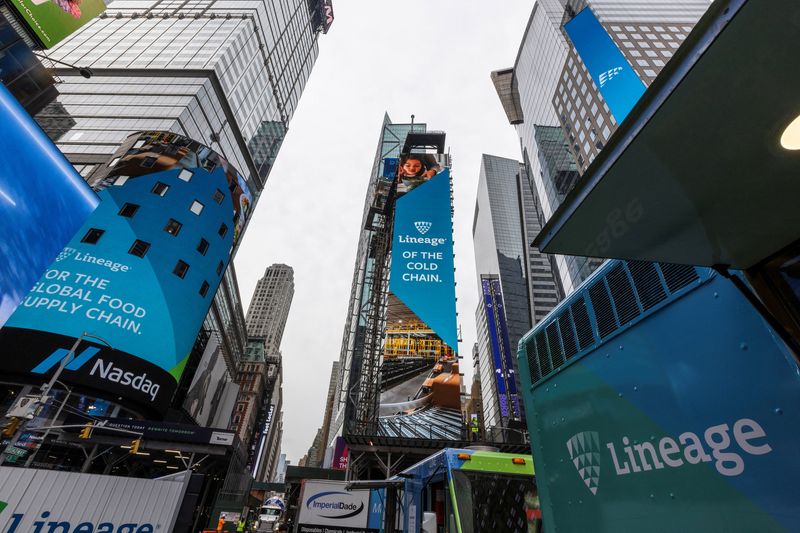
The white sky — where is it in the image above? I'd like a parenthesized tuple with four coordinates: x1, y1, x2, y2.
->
(233, 0, 533, 463)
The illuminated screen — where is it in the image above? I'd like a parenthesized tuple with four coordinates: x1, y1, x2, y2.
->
(0, 131, 251, 414)
(379, 155, 462, 440)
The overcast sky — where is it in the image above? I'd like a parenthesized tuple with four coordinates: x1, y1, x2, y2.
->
(233, 0, 533, 463)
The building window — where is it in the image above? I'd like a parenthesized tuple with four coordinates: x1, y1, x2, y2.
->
(197, 238, 209, 255)
(109, 157, 120, 168)
(141, 156, 157, 168)
(128, 240, 150, 258)
(113, 175, 129, 186)
(173, 260, 189, 279)
(118, 203, 139, 218)
(164, 218, 182, 236)
(151, 182, 169, 196)
(213, 189, 225, 204)
(177, 169, 193, 182)
(81, 228, 105, 244)
(190, 200, 204, 215)
(216, 261, 224, 276)
(199, 281, 210, 297)
(218, 223, 228, 237)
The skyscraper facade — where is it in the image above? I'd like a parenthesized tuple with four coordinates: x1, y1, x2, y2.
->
(493, 0, 709, 295)
(28, 0, 328, 426)
(472, 154, 559, 431)
(245, 264, 295, 352)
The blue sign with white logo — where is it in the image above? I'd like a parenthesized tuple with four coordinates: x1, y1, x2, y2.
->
(0, 131, 252, 414)
(564, 7, 646, 123)
(390, 169, 458, 351)
(0, 83, 98, 329)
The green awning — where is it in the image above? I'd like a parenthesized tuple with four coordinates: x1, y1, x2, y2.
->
(535, 0, 800, 269)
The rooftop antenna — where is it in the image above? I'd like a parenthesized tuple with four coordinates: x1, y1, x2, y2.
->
(410, 114, 415, 131)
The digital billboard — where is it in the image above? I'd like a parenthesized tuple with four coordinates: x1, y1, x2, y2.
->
(378, 155, 463, 440)
(0, 83, 98, 329)
(481, 277, 521, 421)
(0, 131, 252, 414)
(183, 337, 231, 427)
(564, 7, 646, 123)
(7, 0, 106, 49)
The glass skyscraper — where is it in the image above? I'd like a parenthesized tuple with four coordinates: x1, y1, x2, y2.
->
(472, 154, 559, 430)
(493, 0, 709, 294)
(32, 0, 330, 422)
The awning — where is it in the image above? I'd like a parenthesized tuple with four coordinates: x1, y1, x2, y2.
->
(535, 0, 800, 269)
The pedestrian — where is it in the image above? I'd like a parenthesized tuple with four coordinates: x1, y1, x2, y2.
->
(216, 514, 225, 533)
(236, 519, 245, 532)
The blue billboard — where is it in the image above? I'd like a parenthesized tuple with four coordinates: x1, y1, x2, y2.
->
(390, 168, 457, 351)
(564, 7, 646, 124)
(0, 83, 98, 329)
(0, 131, 252, 414)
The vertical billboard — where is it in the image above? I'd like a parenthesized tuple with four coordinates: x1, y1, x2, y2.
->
(481, 277, 521, 421)
(332, 436, 349, 471)
(379, 154, 463, 440)
(564, 7, 646, 123)
(0, 83, 98, 329)
(183, 337, 231, 426)
(0, 131, 252, 414)
(7, 0, 106, 49)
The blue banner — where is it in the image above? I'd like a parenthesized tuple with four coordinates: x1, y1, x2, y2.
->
(0, 84, 98, 329)
(483, 279, 508, 417)
(390, 169, 457, 351)
(564, 7, 646, 123)
(491, 279, 522, 418)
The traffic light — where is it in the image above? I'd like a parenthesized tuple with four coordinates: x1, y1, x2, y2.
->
(78, 422, 93, 439)
(129, 438, 141, 455)
(1, 417, 20, 437)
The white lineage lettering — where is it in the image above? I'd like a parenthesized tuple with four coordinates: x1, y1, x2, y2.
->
(605, 418, 772, 478)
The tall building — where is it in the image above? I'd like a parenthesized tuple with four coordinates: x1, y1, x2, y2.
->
(245, 264, 295, 352)
(37, 0, 331, 187)
(326, 116, 473, 480)
(493, 0, 708, 295)
(26, 0, 327, 427)
(472, 154, 559, 432)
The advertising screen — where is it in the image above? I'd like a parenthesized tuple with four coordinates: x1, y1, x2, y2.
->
(7, 0, 106, 49)
(183, 337, 231, 427)
(378, 156, 463, 440)
(0, 131, 252, 414)
(0, 83, 98, 329)
(481, 277, 522, 420)
(564, 7, 646, 123)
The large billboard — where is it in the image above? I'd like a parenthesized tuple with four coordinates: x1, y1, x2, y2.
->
(482, 278, 522, 421)
(7, 0, 106, 49)
(0, 83, 98, 329)
(564, 7, 646, 123)
(378, 154, 463, 440)
(0, 131, 252, 414)
(183, 337, 232, 427)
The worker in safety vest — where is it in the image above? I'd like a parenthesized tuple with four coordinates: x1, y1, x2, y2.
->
(216, 515, 225, 533)
(470, 417, 479, 441)
(236, 519, 245, 532)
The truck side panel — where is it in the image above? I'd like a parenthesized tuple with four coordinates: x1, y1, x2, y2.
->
(519, 272, 800, 532)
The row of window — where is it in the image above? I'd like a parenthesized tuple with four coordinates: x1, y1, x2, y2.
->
(79, 227, 224, 296)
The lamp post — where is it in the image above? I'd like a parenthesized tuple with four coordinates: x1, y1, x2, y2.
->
(1, 331, 113, 466)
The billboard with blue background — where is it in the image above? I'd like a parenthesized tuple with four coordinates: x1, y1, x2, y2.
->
(565, 7, 646, 124)
(0, 83, 98, 330)
(0, 131, 251, 414)
(390, 168, 457, 351)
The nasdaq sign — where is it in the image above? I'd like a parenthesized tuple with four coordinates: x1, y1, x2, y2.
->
(565, 7, 646, 123)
